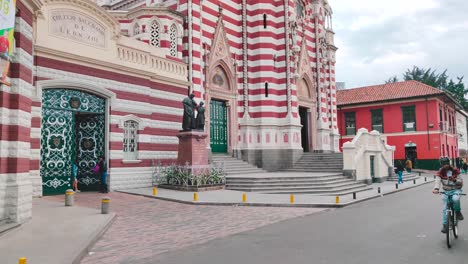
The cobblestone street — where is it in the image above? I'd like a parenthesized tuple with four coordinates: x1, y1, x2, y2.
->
(45, 192, 323, 264)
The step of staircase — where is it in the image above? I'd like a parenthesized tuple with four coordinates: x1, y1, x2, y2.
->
(226, 173, 371, 195)
(211, 154, 267, 175)
(283, 152, 344, 173)
(387, 172, 420, 182)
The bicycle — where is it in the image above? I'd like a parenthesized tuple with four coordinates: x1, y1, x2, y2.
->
(440, 192, 466, 248)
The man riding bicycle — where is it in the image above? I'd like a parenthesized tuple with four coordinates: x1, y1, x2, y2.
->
(433, 164, 464, 233)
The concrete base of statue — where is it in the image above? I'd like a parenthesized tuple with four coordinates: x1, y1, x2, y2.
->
(177, 130, 209, 167)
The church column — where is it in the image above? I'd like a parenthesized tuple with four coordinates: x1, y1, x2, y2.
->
(0, 0, 39, 224)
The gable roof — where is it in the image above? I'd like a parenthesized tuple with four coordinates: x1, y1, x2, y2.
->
(337, 80, 445, 107)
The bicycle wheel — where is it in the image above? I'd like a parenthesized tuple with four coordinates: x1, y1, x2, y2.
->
(453, 212, 459, 239)
(447, 211, 452, 248)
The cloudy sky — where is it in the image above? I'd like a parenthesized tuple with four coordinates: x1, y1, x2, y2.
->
(330, 0, 468, 88)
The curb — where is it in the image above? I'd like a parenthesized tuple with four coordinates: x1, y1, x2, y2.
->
(117, 179, 434, 208)
(73, 212, 116, 264)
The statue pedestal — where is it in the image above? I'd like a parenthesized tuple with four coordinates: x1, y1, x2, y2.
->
(177, 130, 208, 167)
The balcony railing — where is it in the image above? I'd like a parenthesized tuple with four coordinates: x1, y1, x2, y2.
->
(372, 124, 383, 133)
(346, 127, 356, 136)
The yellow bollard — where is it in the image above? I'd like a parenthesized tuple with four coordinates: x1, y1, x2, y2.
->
(242, 193, 247, 203)
(19, 258, 27, 264)
(193, 192, 198, 202)
(153, 187, 157, 196)
(335, 196, 340, 204)
(290, 194, 295, 204)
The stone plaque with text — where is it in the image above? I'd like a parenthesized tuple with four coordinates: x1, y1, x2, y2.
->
(49, 9, 106, 48)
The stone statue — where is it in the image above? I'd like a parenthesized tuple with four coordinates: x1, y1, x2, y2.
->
(196, 102, 205, 131)
(182, 93, 196, 131)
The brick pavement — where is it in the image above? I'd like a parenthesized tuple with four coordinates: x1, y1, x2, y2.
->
(44, 192, 324, 264)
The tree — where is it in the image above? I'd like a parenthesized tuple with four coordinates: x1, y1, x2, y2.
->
(385, 76, 399, 84)
(386, 66, 468, 108)
(403, 66, 448, 89)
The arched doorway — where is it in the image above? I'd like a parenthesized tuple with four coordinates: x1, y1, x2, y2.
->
(209, 66, 230, 153)
(297, 77, 317, 152)
(40, 89, 106, 195)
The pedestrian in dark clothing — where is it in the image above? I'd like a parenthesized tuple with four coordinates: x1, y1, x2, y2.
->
(396, 161, 404, 184)
(98, 156, 108, 193)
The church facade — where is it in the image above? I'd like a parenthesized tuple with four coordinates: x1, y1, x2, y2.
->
(100, 0, 340, 169)
(0, 0, 338, 224)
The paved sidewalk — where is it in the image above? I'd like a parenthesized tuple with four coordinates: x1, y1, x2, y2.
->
(120, 174, 437, 207)
(0, 198, 115, 264)
(42, 192, 323, 264)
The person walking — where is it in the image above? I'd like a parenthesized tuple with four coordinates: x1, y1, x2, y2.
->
(405, 158, 413, 173)
(72, 160, 80, 192)
(98, 156, 108, 193)
(396, 161, 404, 184)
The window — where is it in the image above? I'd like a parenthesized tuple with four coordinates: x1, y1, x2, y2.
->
(402, 106, 416, 132)
(265, 82, 269, 97)
(133, 23, 140, 36)
(169, 24, 177, 57)
(345, 112, 356, 135)
(123, 120, 139, 160)
(371, 109, 383, 133)
(295, 0, 304, 18)
(263, 14, 267, 28)
(150, 20, 160, 47)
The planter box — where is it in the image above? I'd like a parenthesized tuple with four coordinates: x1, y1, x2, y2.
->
(158, 184, 225, 192)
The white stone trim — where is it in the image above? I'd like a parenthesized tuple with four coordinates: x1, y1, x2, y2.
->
(35, 79, 117, 103)
(118, 114, 146, 130)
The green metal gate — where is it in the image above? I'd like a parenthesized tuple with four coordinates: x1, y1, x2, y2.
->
(41, 89, 105, 196)
(210, 99, 227, 153)
(370, 156, 376, 183)
(75, 114, 105, 192)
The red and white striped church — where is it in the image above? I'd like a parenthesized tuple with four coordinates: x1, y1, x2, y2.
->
(1, 0, 338, 224)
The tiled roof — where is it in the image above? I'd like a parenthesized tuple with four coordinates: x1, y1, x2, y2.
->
(337, 80, 445, 106)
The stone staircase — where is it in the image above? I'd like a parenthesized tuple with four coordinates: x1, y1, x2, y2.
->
(387, 172, 419, 182)
(211, 154, 267, 175)
(284, 152, 344, 173)
(226, 173, 372, 195)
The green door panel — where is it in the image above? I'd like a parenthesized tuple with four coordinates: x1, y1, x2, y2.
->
(40, 108, 74, 195)
(210, 100, 227, 153)
(41, 89, 106, 196)
(76, 114, 105, 192)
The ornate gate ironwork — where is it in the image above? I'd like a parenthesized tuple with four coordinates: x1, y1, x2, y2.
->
(41, 89, 105, 196)
(210, 100, 227, 153)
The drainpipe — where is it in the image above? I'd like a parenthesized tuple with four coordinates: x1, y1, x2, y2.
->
(425, 97, 430, 151)
(241, 0, 249, 117)
(188, 0, 193, 94)
(284, 0, 292, 114)
(314, 17, 321, 121)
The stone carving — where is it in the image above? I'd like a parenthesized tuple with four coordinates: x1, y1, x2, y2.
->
(196, 102, 205, 131)
(182, 93, 196, 131)
(49, 9, 107, 48)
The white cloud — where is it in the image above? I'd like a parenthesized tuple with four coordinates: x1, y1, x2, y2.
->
(329, 0, 468, 88)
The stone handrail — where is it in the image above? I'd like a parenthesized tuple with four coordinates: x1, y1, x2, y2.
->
(116, 37, 188, 82)
(343, 128, 395, 184)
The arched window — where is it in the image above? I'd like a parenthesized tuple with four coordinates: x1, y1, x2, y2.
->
(123, 120, 139, 160)
(295, 0, 304, 18)
(150, 20, 160, 47)
(169, 24, 177, 57)
(133, 23, 140, 36)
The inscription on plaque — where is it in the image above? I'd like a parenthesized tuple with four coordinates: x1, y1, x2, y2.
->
(49, 10, 106, 48)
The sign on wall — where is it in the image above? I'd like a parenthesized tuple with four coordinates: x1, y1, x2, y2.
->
(49, 9, 107, 48)
(0, 0, 16, 86)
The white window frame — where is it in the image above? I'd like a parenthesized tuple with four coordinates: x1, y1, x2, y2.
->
(169, 24, 177, 57)
(149, 19, 161, 47)
(119, 115, 145, 163)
